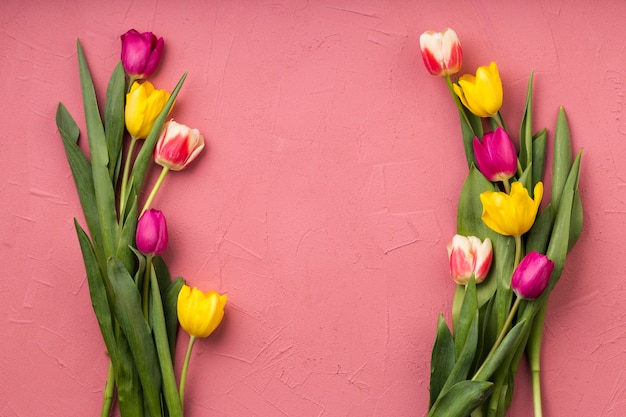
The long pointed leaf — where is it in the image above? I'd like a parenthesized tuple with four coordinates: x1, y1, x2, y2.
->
(429, 314, 455, 407)
(519, 72, 534, 175)
(107, 258, 162, 417)
(77, 39, 118, 258)
(57, 104, 105, 264)
(74, 221, 117, 362)
(150, 267, 183, 417)
(105, 62, 126, 182)
(552, 107, 572, 209)
(427, 380, 493, 417)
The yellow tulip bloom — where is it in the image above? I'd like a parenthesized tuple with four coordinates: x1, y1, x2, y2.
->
(453, 61, 503, 118)
(177, 285, 227, 338)
(124, 81, 170, 139)
(480, 182, 543, 237)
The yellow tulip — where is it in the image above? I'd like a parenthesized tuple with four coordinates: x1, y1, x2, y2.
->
(453, 61, 503, 118)
(124, 81, 170, 139)
(480, 182, 543, 237)
(177, 285, 227, 338)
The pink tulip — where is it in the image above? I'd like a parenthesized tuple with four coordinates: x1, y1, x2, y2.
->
(473, 127, 518, 182)
(419, 28, 462, 76)
(154, 120, 205, 171)
(511, 251, 554, 299)
(136, 209, 168, 256)
(446, 235, 493, 285)
(120, 29, 164, 80)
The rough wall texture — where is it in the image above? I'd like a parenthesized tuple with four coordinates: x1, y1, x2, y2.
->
(1, 0, 625, 416)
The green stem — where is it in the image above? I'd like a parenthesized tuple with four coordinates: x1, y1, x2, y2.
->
(119, 136, 138, 220)
(503, 178, 511, 194)
(514, 235, 523, 270)
(528, 298, 548, 417)
(142, 255, 153, 320)
(532, 366, 543, 417)
(445, 74, 477, 139)
(490, 111, 506, 130)
(472, 297, 521, 380)
(100, 360, 115, 417)
(179, 335, 196, 407)
(141, 166, 169, 216)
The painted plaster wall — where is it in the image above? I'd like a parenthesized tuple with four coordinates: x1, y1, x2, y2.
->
(1, 0, 625, 416)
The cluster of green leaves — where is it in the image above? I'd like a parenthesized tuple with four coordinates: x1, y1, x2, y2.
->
(56, 40, 187, 417)
(427, 74, 583, 417)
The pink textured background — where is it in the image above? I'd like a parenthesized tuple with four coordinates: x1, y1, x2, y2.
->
(1, 0, 625, 416)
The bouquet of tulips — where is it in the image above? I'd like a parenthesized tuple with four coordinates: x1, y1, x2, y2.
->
(56, 30, 227, 417)
(419, 29, 583, 417)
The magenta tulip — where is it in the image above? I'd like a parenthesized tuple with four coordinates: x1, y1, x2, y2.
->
(136, 209, 168, 256)
(473, 127, 517, 182)
(120, 29, 164, 80)
(447, 235, 493, 285)
(419, 28, 462, 76)
(511, 251, 554, 299)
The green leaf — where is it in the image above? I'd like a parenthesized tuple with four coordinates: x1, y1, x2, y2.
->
(105, 61, 126, 182)
(440, 310, 479, 397)
(150, 267, 183, 417)
(130, 72, 188, 195)
(114, 331, 144, 417)
(568, 189, 583, 252)
(57, 104, 105, 265)
(543, 151, 582, 293)
(459, 105, 482, 169)
(77, 39, 118, 259)
(116, 193, 138, 274)
(427, 380, 493, 417)
(107, 258, 163, 417)
(74, 221, 117, 362)
(552, 107, 572, 209)
(454, 278, 477, 359)
(56, 102, 80, 143)
(472, 319, 528, 382)
(429, 315, 456, 407)
(153, 257, 184, 357)
(531, 129, 547, 186)
(519, 71, 534, 176)
(526, 203, 555, 255)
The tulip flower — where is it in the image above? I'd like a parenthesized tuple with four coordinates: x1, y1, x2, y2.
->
(140, 120, 205, 214)
(419, 28, 462, 76)
(120, 29, 164, 81)
(480, 182, 543, 237)
(447, 235, 493, 285)
(136, 209, 168, 256)
(154, 120, 205, 171)
(177, 284, 227, 404)
(511, 251, 554, 299)
(473, 127, 518, 183)
(453, 62, 503, 118)
(177, 285, 227, 339)
(124, 81, 171, 140)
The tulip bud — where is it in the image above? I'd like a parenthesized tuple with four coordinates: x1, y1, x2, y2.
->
(473, 127, 518, 182)
(453, 61, 503, 118)
(154, 120, 205, 171)
(136, 209, 168, 256)
(177, 285, 227, 338)
(446, 235, 493, 285)
(511, 251, 554, 299)
(120, 29, 164, 80)
(125, 81, 171, 139)
(419, 28, 462, 76)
